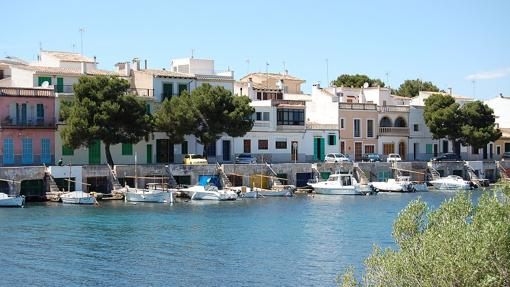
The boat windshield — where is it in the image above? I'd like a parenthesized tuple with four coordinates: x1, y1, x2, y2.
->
(341, 176, 351, 186)
(328, 175, 339, 182)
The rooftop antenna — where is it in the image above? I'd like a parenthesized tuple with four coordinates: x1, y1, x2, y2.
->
(266, 62, 269, 90)
(79, 27, 85, 54)
(385, 72, 390, 87)
(282, 61, 286, 73)
(191, 48, 194, 58)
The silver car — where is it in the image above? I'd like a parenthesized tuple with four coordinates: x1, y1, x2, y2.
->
(235, 153, 257, 164)
(324, 153, 351, 163)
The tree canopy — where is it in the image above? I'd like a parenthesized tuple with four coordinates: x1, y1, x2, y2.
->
(340, 187, 510, 287)
(60, 75, 152, 167)
(155, 84, 254, 158)
(332, 74, 385, 88)
(395, 79, 439, 97)
(423, 94, 501, 155)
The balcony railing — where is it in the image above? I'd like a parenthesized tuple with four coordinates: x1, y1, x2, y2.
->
(54, 85, 74, 93)
(0, 118, 57, 129)
(253, 121, 270, 128)
(130, 88, 154, 97)
(378, 105, 410, 113)
(0, 87, 54, 97)
(339, 102, 377, 110)
(379, 127, 409, 136)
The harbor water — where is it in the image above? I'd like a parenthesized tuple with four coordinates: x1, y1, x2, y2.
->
(0, 191, 483, 286)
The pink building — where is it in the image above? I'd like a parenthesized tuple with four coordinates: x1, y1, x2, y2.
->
(0, 87, 56, 166)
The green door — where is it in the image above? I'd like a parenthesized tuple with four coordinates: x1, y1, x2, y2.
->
(38, 76, 52, 86)
(146, 144, 152, 164)
(313, 137, 325, 161)
(88, 140, 101, 164)
(56, 77, 64, 93)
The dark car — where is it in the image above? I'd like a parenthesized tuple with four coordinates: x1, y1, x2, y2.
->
(235, 153, 257, 164)
(361, 153, 382, 162)
(502, 152, 510, 160)
(431, 153, 461, 162)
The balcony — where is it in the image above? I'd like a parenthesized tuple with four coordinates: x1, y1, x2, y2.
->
(379, 127, 409, 136)
(339, 102, 377, 110)
(130, 88, 154, 97)
(378, 105, 409, 113)
(53, 85, 74, 94)
(253, 121, 271, 128)
(0, 118, 57, 129)
(0, 87, 54, 97)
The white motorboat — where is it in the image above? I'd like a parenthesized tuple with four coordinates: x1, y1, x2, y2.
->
(0, 193, 25, 207)
(370, 176, 414, 193)
(412, 182, 429, 192)
(229, 186, 261, 198)
(308, 173, 370, 195)
(183, 185, 238, 201)
(124, 184, 175, 203)
(257, 184, 294, 197)
(61, 191, 96, 205)
(429, 175, 472, 190)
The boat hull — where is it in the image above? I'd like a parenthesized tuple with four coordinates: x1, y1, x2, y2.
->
(430, 182, 471, 190)
(192, 191, 238, 201)
(257, 188, 293, 197)
(370, 182, 412, 193)
(0, 195, 25, 207)
(125, 190, 174, 203)
(61, 192, 96, 205)
(309, 184, 363, 195)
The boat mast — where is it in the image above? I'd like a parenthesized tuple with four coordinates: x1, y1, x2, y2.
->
(68, 162, 71, 192)
(134, 152, 138, 189)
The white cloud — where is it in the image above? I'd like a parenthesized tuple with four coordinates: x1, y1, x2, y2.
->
(466, 67, 510, 81)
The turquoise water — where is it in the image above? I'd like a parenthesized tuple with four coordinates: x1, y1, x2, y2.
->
(0, 191, 480, 286)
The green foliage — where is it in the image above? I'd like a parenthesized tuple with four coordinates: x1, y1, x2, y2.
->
(332, 74, 385, 88)
(189, 84, 254, 156)
(60, 75, 152, 166)
(154, 84, 254, 157)
(338, 188, 510, 287)
(424, 93, 501, 154)
(395, 79, 439, 97)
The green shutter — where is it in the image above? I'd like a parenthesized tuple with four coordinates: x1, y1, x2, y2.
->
(38, 76, 52, 86)
(320, 138, 325, 160)
(62, 145, 74, 156)
(122, 143, 133, 155)
(88, 140, 101, 164)
(146, 104, 151, 114)
(426, 144, 433, 154)
(146, 144, 152, 164)
(178, 84, 188, 95)
(162, 83, 173, 101)
(313, 138, 318, 160)
(56, 77, 64, 93)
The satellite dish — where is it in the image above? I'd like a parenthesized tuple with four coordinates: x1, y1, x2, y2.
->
(363, 82, 369, 89)
(41, 81, 50, 88)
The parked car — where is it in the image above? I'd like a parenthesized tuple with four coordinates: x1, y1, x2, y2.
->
(386, 153, 402, 163)
(361, 153, 382, 162)
(183, 154, 208, 165)
(502, 152, 510, 161)
(324, 153, 352, 163)
(431, 153, 461, 162)
(235, 153, 257, 164)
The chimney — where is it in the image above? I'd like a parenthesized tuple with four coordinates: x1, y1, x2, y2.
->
(132, 58, 140, 71)
(448, 87, 452, 95)
(80, 62, 87, 74)
(144, 59, 147, 70)
(93, 56, 97, 63)
(500, 93, 503, 98)
(284, 69, 288, 76)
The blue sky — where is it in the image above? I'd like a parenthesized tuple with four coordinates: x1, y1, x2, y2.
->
(1, 0, 509, 99)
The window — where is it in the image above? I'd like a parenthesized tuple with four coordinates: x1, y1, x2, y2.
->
(256, 112, 262, 121)
(340, 141, 345, 154)
(263, 112, 270, 121)
(36, 104, 44, 122)
(38, 76, 52, 86)
(497, 145, 501, 155)
(258, 140, 268, 150)
(3, 138, 14, 164)
(340, 118, 345, 129)
(206, 141, 217, 156)
(178, 84, 188, 95)
(328, 134, 336, 145)
(353, 119, 361, 138)
(365, 145, 375, 154)
(426, 144, 433, 154)
(146, 104, 151, 114)
(383, 143, 394, 155)
(162, 83, 173, 101)
(275, 140, 287, 149)
(22, 138, 33, 164)
(257, 92, 262, 100)
(472, 147, 479, 155)
(181, 141, 188, 155)
(413, 124, 419, 132)
(41, 138, 51, 164)
(122, 143, 133, 155)
(277, 109, 305, 126)
(505, 143, 510, 153)
(367, 119, 374, 138)
(243, 139, 251, 153)
(62, 145, 74, 156)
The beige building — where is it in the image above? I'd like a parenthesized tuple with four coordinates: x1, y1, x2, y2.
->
(339, 102, 379, 161)
(235, 72, 305, 100)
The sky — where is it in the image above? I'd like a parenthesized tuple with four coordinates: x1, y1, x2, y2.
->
(1, 0, 509, 100)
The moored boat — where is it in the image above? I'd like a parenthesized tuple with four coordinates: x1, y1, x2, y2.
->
(429, 175, 472, 190)
(308, 173, 371, 195)
(183, 185, 238, 201)
(124, 184, 175, 203)
(60, 191, 96, 205)
(370, 176, 414, 193)
(0, 193, 25, 207)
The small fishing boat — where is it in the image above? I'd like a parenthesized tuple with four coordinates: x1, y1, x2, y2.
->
(370, 176, 414, 193)
(183, 185, 238, 201)
(124, 184, 175, 203)
(256, 185, 294, 197)
(60, 191, 96, 205)
(308, 173, 371, 195)
(229, 186, 261, 198)
(429, 175, 472, 190)
(0, 193, 25, 207)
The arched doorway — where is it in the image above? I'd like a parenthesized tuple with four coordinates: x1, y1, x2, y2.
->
(394, 117, 407, 127)
(380, 117, 392, 127)
(398, 141, 406, 160)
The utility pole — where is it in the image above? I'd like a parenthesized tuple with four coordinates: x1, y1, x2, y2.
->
(472, 80, 476, 99)
(266, 62, 269, 90)
(79, 28, 85, 54)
